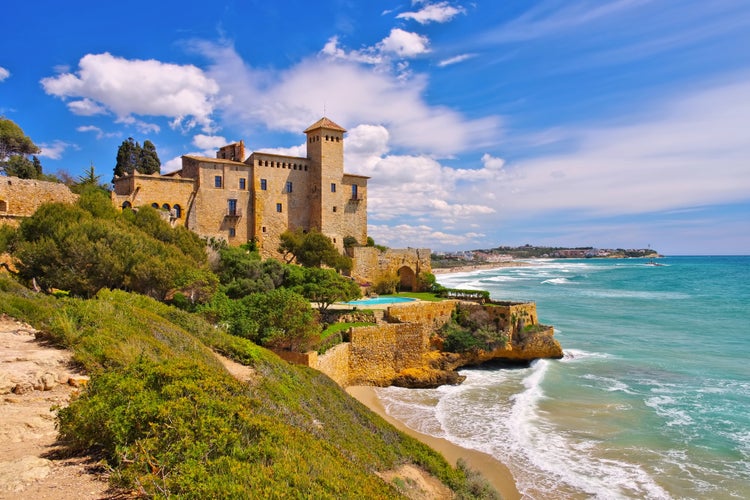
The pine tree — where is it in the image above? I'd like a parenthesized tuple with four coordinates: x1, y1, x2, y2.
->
(114, 137, 138, 177)
(137, 140, 161, 174)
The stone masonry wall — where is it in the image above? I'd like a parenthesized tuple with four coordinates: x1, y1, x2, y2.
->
(0, 177, 78, 227)
(349, 247, 432, 288)
(385, 300, 458, 331)
(314, 342, 350, 386)
(347, 323, 427, 386)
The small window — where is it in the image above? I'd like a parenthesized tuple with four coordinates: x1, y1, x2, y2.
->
(332, 206, 337, 212)
(286, 181, 293, 193)
(214, 175, 222, 188)
(239, 178, 246, 190)
(261, 179, 267, 190)
(351, 184, 358, 200)
(0, 200, 7, 212)
(121, 201, 131, 210)
(151, 203, 159, 209)
(262, 226, 267, 233)
(173, 204, 182, 218)
(276, 203, 282, 213)
(162, 203, 171, 211)
(331, 183, 336, 193)
(228, 199, 238, 216)
(229, 228, 236, 237)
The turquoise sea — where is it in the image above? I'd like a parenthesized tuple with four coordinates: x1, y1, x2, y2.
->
(376, 256, 750, 499)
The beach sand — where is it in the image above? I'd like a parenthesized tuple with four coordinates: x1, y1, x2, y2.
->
(346, 386, 521, 500)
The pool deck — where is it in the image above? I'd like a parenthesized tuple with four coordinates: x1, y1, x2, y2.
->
(324, 299, 422, 311)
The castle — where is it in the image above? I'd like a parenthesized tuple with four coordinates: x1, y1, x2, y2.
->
(1, 117, 430, 290)
(111, 117, 368, 259)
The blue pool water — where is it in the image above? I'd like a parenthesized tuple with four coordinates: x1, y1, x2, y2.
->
(346, 296, 417, 306)
(376, 256, 750, 499)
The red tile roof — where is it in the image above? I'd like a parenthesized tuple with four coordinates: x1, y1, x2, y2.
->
(304, 116, 346, 133)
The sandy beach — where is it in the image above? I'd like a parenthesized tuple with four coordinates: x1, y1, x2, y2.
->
(346, 386, 521, 500)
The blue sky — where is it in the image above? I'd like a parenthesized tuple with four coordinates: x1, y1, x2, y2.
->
(2, 1, 749, 255)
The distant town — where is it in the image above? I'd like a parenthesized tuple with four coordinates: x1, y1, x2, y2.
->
(432, 245, 660, 267)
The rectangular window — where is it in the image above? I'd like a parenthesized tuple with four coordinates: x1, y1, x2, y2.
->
(228, 199, 237, 216)
(286, 181, 293, 193)
(214, 175, 222, 188)
(351, 184, 358, 200)
(331, 183, 336, 193)
(276, 203, 282, 213)
(260, 179, 267, 190)
(239, 178, 246, 190)
(229, 228, 236, 237)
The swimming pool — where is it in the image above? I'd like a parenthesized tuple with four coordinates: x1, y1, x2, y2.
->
(345, 297, 418, 306)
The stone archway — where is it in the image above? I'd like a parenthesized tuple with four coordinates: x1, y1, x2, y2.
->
(397, 265, 417, 291)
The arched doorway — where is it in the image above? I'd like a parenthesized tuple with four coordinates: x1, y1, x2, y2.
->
(397, 266, 417, 291)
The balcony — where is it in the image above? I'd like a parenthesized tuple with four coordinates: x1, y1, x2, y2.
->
(225, 208, 242, 218)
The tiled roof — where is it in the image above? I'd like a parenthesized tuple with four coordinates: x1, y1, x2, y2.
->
(303, 117, 346, 133)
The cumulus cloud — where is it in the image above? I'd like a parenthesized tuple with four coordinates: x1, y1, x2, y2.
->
(38, 140, 73, 160)
(192, 134, 228, 151)
(396, 2, 466, 25)
(41, 52, 220, 132)
(0, 67, 10, 82)
(378, 29, 430, 58)
(368, 223, 484, 249)
(197, 43, 503, 157)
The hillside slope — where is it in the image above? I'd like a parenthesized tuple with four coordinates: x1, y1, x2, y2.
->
(0, 276, 496, 499)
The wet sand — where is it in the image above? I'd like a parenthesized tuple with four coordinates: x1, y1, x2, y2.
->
(347, 386, 521, 500)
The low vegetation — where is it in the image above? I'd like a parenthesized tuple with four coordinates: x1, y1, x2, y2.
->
(0, 277, 496, 498)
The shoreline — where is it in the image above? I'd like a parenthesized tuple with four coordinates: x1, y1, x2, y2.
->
(346, 386, 521, 500)
(432, 261, 530, 275)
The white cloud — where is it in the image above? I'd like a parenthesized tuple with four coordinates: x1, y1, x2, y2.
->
(161, 155, 184, 174)
(490, 77, 750, 218)
(67, 97, 107, 116)
(368, 223, 484, 249)
(437, 53, 475, 67)
(76, 125, 119, 140)
(378, 29, 430, 58)
(396, 2, 466, 25)
(38, 140, 73, 160)
(192, 134, 228, 150)
(0, 67, 10, 82)
(197, 43, 503, 156)
(41, 52, 220, 132)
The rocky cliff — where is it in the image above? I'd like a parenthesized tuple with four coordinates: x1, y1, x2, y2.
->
(314, 300, 563, 389)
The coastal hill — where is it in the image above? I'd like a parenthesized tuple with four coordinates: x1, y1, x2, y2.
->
(433, 245, 661, 268)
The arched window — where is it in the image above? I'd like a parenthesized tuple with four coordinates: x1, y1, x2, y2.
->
(0, 200, 7, 212)
(151, 203, 159, 209)
(121, 201, 132, 210)
(162, 203, 171, 211)
(173, 204, 182, 218)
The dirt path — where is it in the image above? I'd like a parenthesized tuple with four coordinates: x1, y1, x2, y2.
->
(0, 315, 111, 499)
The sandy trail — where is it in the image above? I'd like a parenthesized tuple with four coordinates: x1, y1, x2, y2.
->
(0, 315, 112, 499)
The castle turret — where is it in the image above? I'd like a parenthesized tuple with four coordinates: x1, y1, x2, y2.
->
(304, 117, 346, 240)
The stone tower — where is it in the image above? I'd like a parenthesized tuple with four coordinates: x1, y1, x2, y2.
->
(304, 117, 346, 240)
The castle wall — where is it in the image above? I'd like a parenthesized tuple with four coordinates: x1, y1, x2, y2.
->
(384, 300, 458, 331)
(111, 172, 195, 226)
(0, 177, 78, 227)
(314, 342, 350, 387)
(350, 247, 432, 289)
(347, 323, 428, 386)
(248, 153, 314, 259)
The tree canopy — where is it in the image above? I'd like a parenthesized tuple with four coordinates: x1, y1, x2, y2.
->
(287, 266, 361, 311)
(278, 229, 352, 272)
(114, 138, 161, 178)
(0, 117, 48, 180)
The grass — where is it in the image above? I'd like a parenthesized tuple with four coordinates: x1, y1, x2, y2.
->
(321, 321, 376, 340)
(0, 275, 496, 499)
(382, 291, 444, 302)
